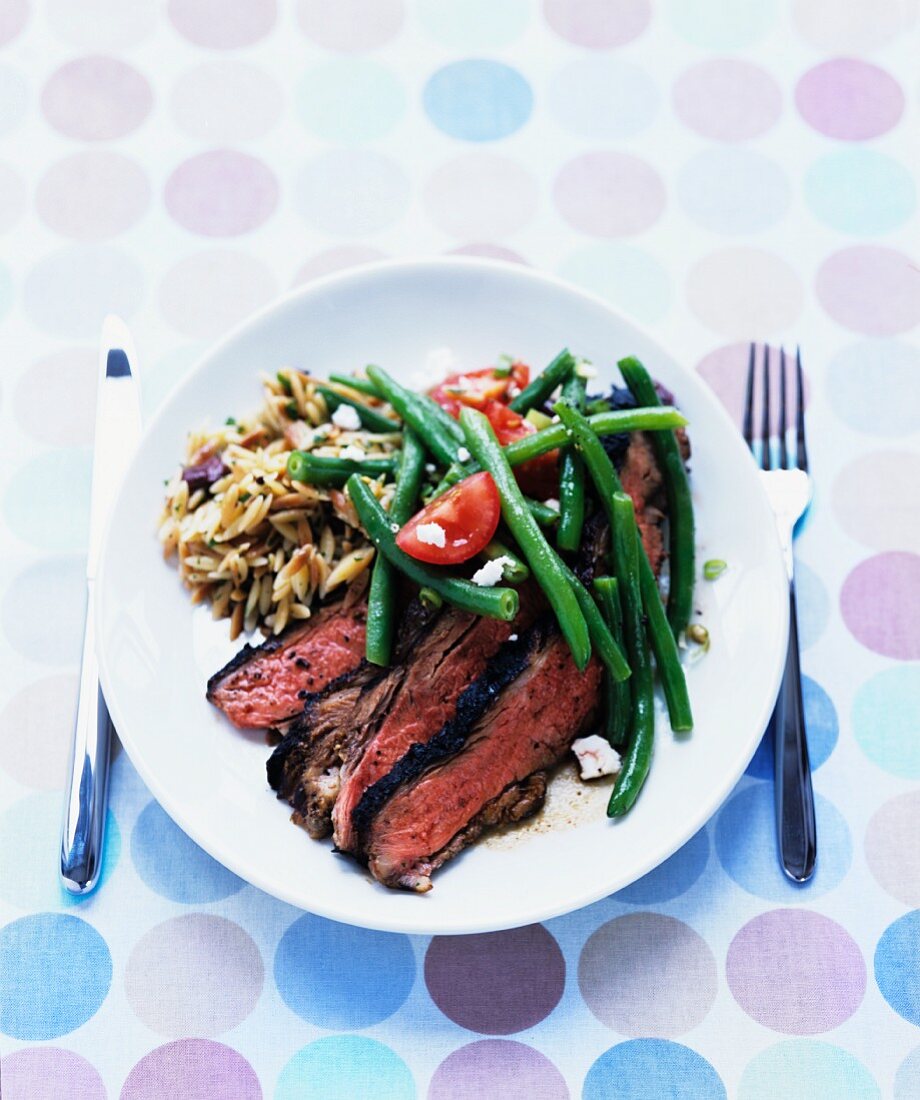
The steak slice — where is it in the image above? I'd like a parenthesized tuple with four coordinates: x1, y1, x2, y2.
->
(207, 599, 368, 730)
(355, 619, 602, 892)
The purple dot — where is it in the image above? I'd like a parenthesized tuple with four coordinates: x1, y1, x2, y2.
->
(165, 151, 278, 238)
(841, 552, 920, 659)
(554, 152, 665, 237)
(297, 0, 404, 51)
(1, 1047, 104, 1099)
(41, 56, 152, 141)
(448, 242, 528, 264)
(36, 151, 150, 241)
(425, 925, 565, 1034)
(429, 1040, 568, 1100)
(543, 0, 650, 47)
(292, 245, 388, 286)
(727, 910, 866, 1034)
(121, 1039, 260, 1100)
(168, 0, 277, 49)
(0, 0, 29, 46)
(674, 60, 782, 142)
(795, 59, 904, 140)
(579, 914, 717, 1037)
(816, 246, 920, 337)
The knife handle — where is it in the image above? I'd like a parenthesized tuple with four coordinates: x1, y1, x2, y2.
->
(60, 580, 113, 895)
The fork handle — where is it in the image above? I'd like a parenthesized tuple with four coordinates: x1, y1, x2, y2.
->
(774, 581, 817, 883)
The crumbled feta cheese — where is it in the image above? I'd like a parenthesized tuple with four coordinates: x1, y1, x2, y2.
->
(509, 633, 518, 641)
(542, 498, 560, 511)
(453, 537, 468, 547)
(331, 404, 362, 430)
(507, 383, 521, 398)
(471, 555, 514, 586)
(416, 522, 446, 547)
(424, 463, 436, 474)
(421, 347, 459, 384)
(572, 735, 622, 780)
(340, 444, 366, 462)
(390, 523, 400, 533)
(457, 446, 471, 462)
(575, 360, 597, 379)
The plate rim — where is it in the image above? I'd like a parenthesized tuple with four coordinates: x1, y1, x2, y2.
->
(96, 255, 789, 934)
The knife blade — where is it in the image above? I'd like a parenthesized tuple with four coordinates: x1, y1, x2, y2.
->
(60, 315, 143, 894)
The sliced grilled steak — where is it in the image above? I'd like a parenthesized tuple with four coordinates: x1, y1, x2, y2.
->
(355, 619, 602, 891)
(207, 599, 367, 730)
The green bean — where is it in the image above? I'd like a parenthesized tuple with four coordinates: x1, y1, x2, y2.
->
(419, 587, 442, 612)
(562, 565, 631, 682)
(287, 450, 397, 487)
(586, 397, 612, 415)
(481, 538, 530, 584)
(607, 494, 656, 816)
(508, 348, 576, 414)
(459, 408, 591, 669)
(553, 401, 693, 733)
(315, 383, 399, 434)
(365, 365, 462, 465)
(327, 373, 383, 399)
(557, 374, 587, 552)
(618, 356, 695, 639)
(347, 474, 519, 621)
(504, 406, 687, 465)
(593, 577, 631, 748)
(526, 498, 559, 527)
(365, 430, 425, 666)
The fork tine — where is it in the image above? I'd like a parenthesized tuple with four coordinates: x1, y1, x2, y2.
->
(743, 342, 755, 454)
(760, 344, 771, 470)
(778, 347, 788, 469)
(796, 345, 809, 473)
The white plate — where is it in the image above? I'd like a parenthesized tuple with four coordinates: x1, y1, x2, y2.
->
(97, 258, 788, 935)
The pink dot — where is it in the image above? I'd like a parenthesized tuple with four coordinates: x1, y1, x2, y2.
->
(543, 0, 650, 47)
(168, 0, 277, 49)
(448, 243, 529, 264)
(696, 342, 810, 425)
(159, 249, 277, 338)
(297, 0, 404, 51)
(795, 59, 904, 140)
(816, 246, 920, 337)
(121, 1040, 260, 1100)
(429, 1041, 569, 1100)
(292, 245, 388, 285)
(0, 0, 29, 46)
(41, 56, 152, 141)
(36, 151, 150, 240)
(841, 552, 920, 659)
(866, 791, 920, 907)
(424, 154, 538, 240)
(554, 152, 665, 237)
(165, 151, 278, 237)
(1, 1047, 104, 1098)
(674, 60, 782, 141)
(832, 451, 920, 552)
(727, 910, 866, 1033)
(687, 249, 804, 337)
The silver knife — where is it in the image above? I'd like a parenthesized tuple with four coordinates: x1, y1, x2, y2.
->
(60, 315, 143, 894)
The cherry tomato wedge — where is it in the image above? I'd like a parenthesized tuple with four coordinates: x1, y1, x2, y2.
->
(430, 363, 530, 417)
(396, 471, 501, 565)
(481, 400, 559, 499)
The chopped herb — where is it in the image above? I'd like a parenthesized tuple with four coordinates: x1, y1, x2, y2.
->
(276, 371, 292, 394)
(208, 538, 217, 547)
(703, 559, 727, 581)
(225, 416, 236, 426)
(285, 400, 299, 419)
(238, 491, 251, 502)
(494, 357, 513, 378)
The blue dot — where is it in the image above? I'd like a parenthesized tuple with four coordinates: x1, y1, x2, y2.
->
(795, 561, 829, 650)
(0, 914, 112, 1039)
(276, 1036, 415, 1100)
(615, 826, 709, 903)
(0, 793, 120, 911)
(678, 148, 790, 234)
(297, 61, 406, 144)
(557, 244, 672, 326)
(805, 149, 915, 236)
(584, 1040, 725, 1100)
(1, 557, 85, 664)
(739, 1039, 879, 1100)
(716, 784, 851, 901)
(548, 57, 659, 140)
(853, 667, 920, 779)
(131, 800, 244, 903)
(875, 911, 920, 1025)
(746, 676, 838, 778)
(4, 449, 92, 551)
(895, 1046, 920, 1099)
(274, 914, 414, 1028)
(423, 60, 532, 142)
(827, 340, 920, 438)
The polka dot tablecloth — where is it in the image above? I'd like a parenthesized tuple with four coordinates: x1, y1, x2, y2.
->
(0, 3, 918, 1097)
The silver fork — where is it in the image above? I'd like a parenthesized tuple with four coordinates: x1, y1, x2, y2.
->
(744, 344, 816, 883)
